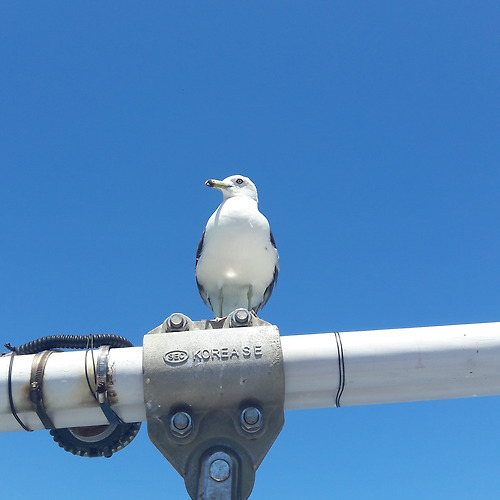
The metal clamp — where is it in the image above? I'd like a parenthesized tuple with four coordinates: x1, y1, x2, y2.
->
(96, 345, 123, 424)
(199, 449, 239, 499)
(143, 313, 285, 500)
(29, 350, 55, 430)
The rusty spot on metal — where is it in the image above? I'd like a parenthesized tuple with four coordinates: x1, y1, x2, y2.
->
(106, 359, 119, 406)
(15, 382, 34, 412)
(22, 383, 31, 400)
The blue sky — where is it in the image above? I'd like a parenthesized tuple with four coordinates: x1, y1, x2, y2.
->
(1, 2, 499, 498)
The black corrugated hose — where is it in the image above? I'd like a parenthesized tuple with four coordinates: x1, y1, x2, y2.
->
(4, 333, 133, 354)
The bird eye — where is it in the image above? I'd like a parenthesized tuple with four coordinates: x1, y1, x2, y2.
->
(235, 178, 244, 185)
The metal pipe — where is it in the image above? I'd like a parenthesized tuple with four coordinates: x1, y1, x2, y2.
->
(282, 322, 500, 409)
(1, 322, 499, 432)
(0, 347, 145, 432)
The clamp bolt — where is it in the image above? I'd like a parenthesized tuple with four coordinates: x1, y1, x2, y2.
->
(166, 313, 188, 332)
(209, 458, 230, 482)
(240, 406, 262, 433)
(230, 308, 251, 327)
(170, 411, 193, 438)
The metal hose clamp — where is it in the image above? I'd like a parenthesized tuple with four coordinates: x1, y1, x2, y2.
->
(29, 350, 55, 430)
(96, 345, 122, 424)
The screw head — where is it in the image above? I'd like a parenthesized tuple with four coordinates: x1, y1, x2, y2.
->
(240, 406, 262, 433)
(231, 308, 251, 327)
(170, 411, 192, 438)
(209, 459, 230, 482)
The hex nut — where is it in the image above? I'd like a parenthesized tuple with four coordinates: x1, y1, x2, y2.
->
(170, 411, 193, 438)
(240, 407, 262, 433)
(231, 308, 251, 327)
(166, 313, 188, 331)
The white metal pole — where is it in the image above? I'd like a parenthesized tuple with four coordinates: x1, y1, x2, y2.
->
(0, 322, 499, 432)
(282, 321, 500, 410)
(0, 346, 145, 432)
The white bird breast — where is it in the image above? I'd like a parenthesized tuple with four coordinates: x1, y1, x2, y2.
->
(196, 198, 278, 291)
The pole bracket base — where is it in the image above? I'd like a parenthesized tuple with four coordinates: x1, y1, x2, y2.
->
(143, 311, 285, 500)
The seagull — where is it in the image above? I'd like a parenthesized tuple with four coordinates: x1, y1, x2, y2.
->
(195, 175, 279, 318)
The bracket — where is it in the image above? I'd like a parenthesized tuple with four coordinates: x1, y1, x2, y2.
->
(143, 310, 285, 500)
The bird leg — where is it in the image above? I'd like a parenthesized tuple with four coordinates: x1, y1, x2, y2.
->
(217, 288, 224, 319)
(247, 285, 253, 311)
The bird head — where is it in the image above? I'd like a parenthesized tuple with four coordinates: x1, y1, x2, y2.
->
(205, 175, 258, 202)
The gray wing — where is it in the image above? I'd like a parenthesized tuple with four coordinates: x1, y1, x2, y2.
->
(253, 229, 279, 313)
(195, 230, 210, 306)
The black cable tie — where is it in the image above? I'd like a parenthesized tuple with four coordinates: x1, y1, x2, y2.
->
(334, 331, 346, 408)
(4, 343, 16, 352)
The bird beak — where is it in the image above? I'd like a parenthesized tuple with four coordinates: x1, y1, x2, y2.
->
(205, 179, 228, 190)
